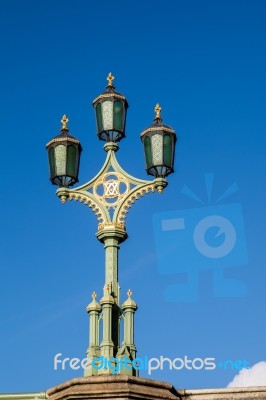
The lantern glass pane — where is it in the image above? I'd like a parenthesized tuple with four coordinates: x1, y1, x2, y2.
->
(144, 136, 153, 169)
(151, 134, 163, 165)
(66, 145, 77, 177)
(163, 134, 172, 167)
(102, 100, 113, 130)
(48, 147, 56, 178)
(114, 101, 123, 131)
(55, 144, 67, 176)
(96, 103, 103, 133)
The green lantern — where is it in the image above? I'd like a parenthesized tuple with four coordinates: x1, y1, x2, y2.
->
(93, 73, 128, 143)
(46, 115, 82, 188)
(141, 104, 176, 178)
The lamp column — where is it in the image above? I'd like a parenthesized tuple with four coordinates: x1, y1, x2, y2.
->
(96, 227, 128, 359)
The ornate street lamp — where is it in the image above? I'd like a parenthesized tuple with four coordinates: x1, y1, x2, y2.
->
(46, 115, 82, 187)
(46, 73, 177, 377)
(141, 103, 176, 178)
(93, 73, 128, 142)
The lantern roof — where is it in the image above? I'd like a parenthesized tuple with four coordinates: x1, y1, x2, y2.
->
(46, 115, 82, 148)
(92, 72, 128, 106)
(140, 104, 175, 137)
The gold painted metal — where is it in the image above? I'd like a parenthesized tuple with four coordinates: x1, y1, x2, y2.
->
(105, 283, 111, 293)
(68, 193, 105, 222)
(61, 114, 69, 129)
(122, 288, 137, 308)
(46, 136, 79, 147)
(60, 195, 67, 204)
(140, 125, 175, 137)
(116, 183, 156, 224)
(98, 222, 125, 231)
(93, 92, 125, 104)
(107, 72, 114, 87)
(154, 103, 162, 120)
(93, 172, 130, 208)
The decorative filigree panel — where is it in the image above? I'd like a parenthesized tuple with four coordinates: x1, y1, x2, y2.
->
(93, 172, 130, 208)
(55, 145, 66, 175)
(102, 101, 113, 130)
(151, 134, 163, 165)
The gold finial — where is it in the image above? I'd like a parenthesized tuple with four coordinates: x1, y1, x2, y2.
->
(92, 292, 97, 300)
(154, 103, 162, 120)
(107, 72, 115, 87)
(60, 195, 67, 204)
(127, 289, 132, 298)
(105, 283, 111, 293)
(61, 114, 69, 129)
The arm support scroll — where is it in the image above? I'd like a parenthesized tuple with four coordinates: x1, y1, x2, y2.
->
(114, 177, 167, 225)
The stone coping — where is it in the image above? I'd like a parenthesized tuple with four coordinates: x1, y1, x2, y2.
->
(2, 382, 266, 400)
(47, 375, 180, 400)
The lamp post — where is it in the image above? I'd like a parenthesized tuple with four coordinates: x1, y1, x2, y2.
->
(46, 73, 177, 377)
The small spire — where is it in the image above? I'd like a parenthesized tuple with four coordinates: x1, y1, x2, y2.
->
(61, 114, 69, 130)
(122, 289, 137, 309)
(154, 103, 162, 121)
(86, 291, 101, 312)
(106, 72, 115, 88)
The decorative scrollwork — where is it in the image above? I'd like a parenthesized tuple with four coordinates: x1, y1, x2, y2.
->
(117, 184, 156, 223)
(57, 147, 164, 231)
(68, 193, 105, 223)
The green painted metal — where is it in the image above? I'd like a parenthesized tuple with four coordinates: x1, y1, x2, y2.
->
(85, 294, 101, 376)
(55, 141, 168, 376)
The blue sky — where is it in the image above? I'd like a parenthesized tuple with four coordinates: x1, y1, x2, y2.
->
(0, 0, 266, 393)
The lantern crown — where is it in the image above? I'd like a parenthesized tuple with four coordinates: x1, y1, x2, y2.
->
(93, 73, 128, 143)
(141, 104, 175, 137)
